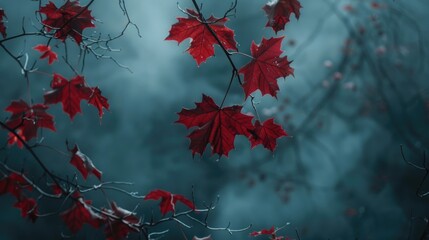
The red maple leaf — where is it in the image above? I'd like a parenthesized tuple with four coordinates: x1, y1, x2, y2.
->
(33, 44, 58, 64)
(250, 119, 287, 151)
(0, 8, 6, 38)
(250, 226, 275, 236)
(60, 197, 104, 233)
(5, 100, 56, 148)
(263, 0, 302, 33)
(88, 87, 110, 118)
(0, 173, 33, 198)
(166, 9, 237, 65)
(144, 189, 195, 215)
(69, 144, 102, 180)
(176, 95, 254, 157)
(239, 37, 293, 98)
(39, 0, 95, 44)
(14, 197, 38, 223)
(44, 73, 92, 120)
(103, 202, 140, 240)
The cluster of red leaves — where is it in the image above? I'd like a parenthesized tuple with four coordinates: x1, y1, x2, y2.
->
(5, 100, 55, 148)
(250, 226, 290, 240)
(3, 1, 108, 148)
(44, 73, 109, 120)
(59, 194, 139, 240)
(39, 0, 95, 44)
(0, 173, 38, 222)
(58, 190, 193, 239)
(0, 8, 6, 38)
(4, 75, 109, 148)
(169, 1, 300, 157)
(177, 95, 287, 157)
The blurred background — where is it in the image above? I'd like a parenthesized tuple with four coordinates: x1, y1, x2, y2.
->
(0, 0, 428, 239)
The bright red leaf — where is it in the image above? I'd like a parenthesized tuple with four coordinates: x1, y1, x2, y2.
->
(44, 74, 92, 120)
(250, 226, 275, 236)
(0, 8, 6, 38)
(144, 189, 195, 215)
(250, 119, 287, 151)
(263, 0, 302, 33)
(88, 87, 110, 118)
(103, 202, 140, 240)
(33, 44, 58, 64)
(60, 197, 104, 233)
(166, 9, 237, 65)
(0, 173, 33, 198)
(239, 37, 293, 98)
(69, 144, 102, 180)
(14, 197, 38, 223)
(176, 95, 254, 157)
(39, 0, 95, 44)
(5, 100, 55, 148)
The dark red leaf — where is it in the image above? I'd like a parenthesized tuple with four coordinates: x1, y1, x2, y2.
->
(0, 173, 33, 198)
(250, 226, 275, 236)
(44, 74, 92, 120)
(177, 95, 254, 157)
(103, 202, 140, 240)
(263, 0, 302, 33)
(144, 189, 195, 215)
(34, 44, 58, 64)
(14, 197, 38, 223)
(250, 119, 287, 151)
(239, 37, 293, 98)
(0, 8, 6, 38)
(88, 87, 110, 118)
(49, 183, 63, 197)
(39, 0, 95, 44)
(69, 144, 102, 180)
(60, 197, 104, 233)
(4, 100, 55, 148)
(166, 9, 237, 65)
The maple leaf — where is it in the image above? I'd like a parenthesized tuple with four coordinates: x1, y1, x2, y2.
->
(250, 226, 275, 236)
(69, 144, 102, 180)
(166, 9, 237, 65)
(177, 95, 254, 157)
(39, 0, 95, 44)
(60, 197, 104, 233)
(103, 202, 140, 240)
(0, 173, 33, 198)
(88, 87, 110, 118)
(144, 189, 195, 215)
(263, 0, 302, 33)
(0, 8, 6, 38)
(33, 44, 58, 64)
(14, 197, 38, 223)
(5, 100, 55, 148)
(239, 37, 293, 98)
(44, 73, 92, 120)
(250, 119, 287, 151)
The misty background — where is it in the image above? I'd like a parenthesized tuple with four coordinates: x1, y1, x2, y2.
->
(0, 0, 428, 239)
